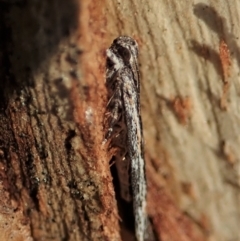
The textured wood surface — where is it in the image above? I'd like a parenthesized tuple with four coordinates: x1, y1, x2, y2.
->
(0, 0, 119, 240)
(0, 0, 240, 241)
(105, 0, 240, 241)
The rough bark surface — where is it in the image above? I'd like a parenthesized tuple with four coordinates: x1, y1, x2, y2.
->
(0, 0, 119, 241)
(0, 0, 240, 241)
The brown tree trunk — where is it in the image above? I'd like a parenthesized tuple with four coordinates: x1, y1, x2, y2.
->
(0, 1, 119, 240)
(0, 0, 239, 241)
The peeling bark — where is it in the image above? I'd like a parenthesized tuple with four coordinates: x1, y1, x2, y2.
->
(1, 0, 240, 241)
(0, 0, 119, 240)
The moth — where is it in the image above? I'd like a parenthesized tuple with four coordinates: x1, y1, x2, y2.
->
(105, 36, 147, 241)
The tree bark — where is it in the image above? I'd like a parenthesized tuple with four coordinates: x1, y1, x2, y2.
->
(0, 1, 119, 240)
(0, 0, 240, 241)
(105, 1, 240, 241)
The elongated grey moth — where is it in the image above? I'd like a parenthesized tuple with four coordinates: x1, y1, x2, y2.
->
(105, 36, 147, 241)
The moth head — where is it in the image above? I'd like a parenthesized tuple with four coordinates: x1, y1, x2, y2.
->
(106, 36, 139, 81)
(112, 36, 138, 64)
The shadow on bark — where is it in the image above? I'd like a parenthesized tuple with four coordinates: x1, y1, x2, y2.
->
(0, 0, 80, 105)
